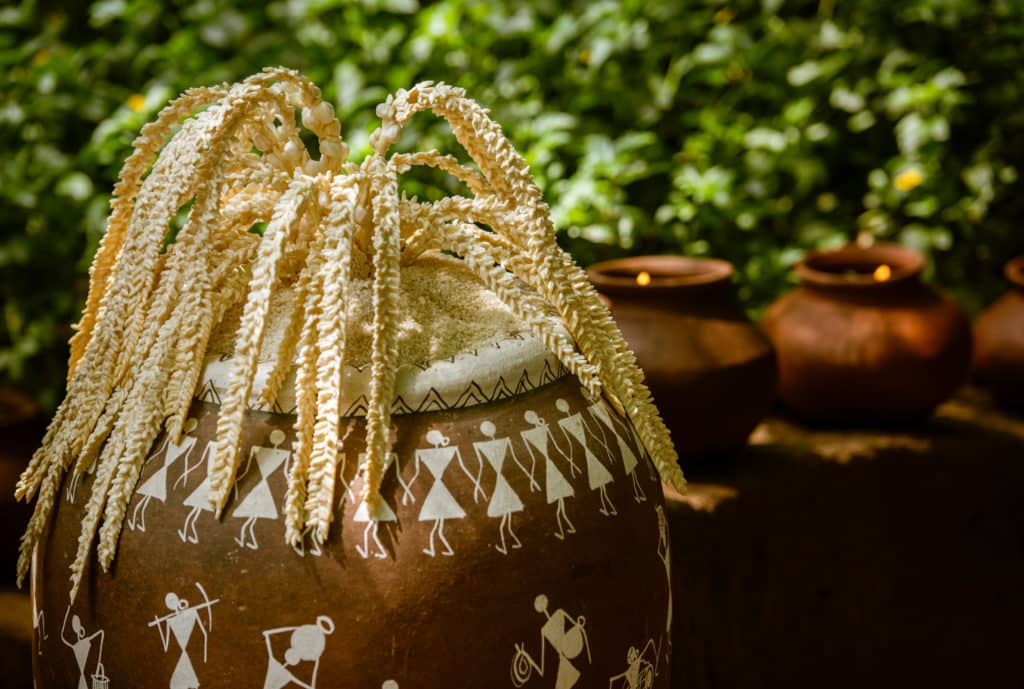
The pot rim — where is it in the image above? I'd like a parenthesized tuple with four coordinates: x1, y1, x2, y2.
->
(1005, 256, 1024, 289)
(796, 243, 924, 289)
(587, 255, 733, 293)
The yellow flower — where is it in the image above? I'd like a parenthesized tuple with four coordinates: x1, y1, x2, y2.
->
(128, 93, 147, 112)
(726, 64, 749, 82)
(714, 7, 736, 24)
(893, 166, 924, 192)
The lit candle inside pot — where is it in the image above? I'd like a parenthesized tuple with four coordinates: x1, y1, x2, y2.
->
(587, 255, 777, 458)
(763, 242, 972, 423)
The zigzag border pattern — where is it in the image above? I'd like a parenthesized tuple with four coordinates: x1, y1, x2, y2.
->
(195, 330, 571, 418)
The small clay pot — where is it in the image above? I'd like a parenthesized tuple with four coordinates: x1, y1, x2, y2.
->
(588, 255, 776, 457)
(973, 256, 1024, 409)
(762, 243, 971, 423)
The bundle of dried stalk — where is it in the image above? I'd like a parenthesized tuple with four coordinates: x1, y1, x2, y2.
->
(15, 67, 685, 597)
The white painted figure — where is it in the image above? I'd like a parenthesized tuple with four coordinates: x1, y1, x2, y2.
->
(520, 411, 576, 540)
(61, 606, 104, 689)
(149, 582, 218, 689)
(291, 527, 323, 558)
(587, 399, 645, 503)
(175, 440, 216, 544)
(555, 399, 616, 517)
(399, 429, 484, 557)
(66, 462, 92, 504)
(511, 594, 591, 689)
(128, 418, 199, 532)
(34, 601, 46, 655)
(261, 615, 335, 689)
(608, 640, 659, 689)
(656, 505, 672, 634)
(473, 420, 539, 554)
(232, 429, 291, 550)
(353, 452, 398, 559)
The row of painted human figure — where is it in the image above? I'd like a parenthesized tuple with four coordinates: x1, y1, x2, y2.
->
(65, 394, 654, 558)
(47, 580, 399, 689)
(46, 584, 665, 689)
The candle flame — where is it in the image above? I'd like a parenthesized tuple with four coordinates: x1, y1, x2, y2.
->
(873, 264, 892, 282)
(636, 271, 652, 287)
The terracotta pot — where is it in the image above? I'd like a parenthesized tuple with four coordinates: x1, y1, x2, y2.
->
(33, 333, 673, 689)
(588, 255, 776, 457)
(973, 256, 1024, 409)
(762, 243, 972, 423)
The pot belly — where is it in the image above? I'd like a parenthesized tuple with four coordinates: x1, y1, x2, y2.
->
(33, 376, 672, 689)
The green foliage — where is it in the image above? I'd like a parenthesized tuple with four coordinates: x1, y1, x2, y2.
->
(2, 0, 1023, 408)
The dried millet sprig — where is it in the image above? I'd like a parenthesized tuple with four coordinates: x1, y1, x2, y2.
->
(17, 69, 684, 595)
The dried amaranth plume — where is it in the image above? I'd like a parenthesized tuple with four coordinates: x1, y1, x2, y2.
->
(15, 67, 685, 598)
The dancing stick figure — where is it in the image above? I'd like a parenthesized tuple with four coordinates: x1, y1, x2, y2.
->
(66, 462, 92, 504)
(587, 399, 645, 503)
(34, 602, 46, 655)
(129, 418, 199, 532)
(353, 452, 398, 559)
(510, 594, 591, 689)
(608, 640, 659, 689)
(149, 582, 218, 689)
(656, 506, 672, 634)
(399, 429, 483, 557)
(175, 440, 216, 544)
(232, 429, 291, 550)
(261, 615, 335, 689)
(520, 411, 576, 540)
(61, 606, 104, 689)
(555, 399, 616, 517)
(473, 420, 539, 554)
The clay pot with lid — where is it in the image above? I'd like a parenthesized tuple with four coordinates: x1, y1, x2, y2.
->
(973, 256, 1024, 409)
(588, 255, 776, 457)
(762, 243, 972, 423)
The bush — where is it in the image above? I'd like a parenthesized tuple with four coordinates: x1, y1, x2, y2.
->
(2, 0, 1023, 408)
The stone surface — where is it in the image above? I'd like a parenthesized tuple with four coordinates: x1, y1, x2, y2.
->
(668, 388, 1024, 689)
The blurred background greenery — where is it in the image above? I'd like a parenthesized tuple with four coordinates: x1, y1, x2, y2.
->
(2, 0, 1023, 409)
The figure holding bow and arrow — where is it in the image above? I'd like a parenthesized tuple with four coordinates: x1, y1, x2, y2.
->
(149, 581, 219, 689)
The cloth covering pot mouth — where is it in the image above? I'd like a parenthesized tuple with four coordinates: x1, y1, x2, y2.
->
(198, 327, 570, 418)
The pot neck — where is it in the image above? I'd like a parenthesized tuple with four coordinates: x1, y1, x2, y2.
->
(587, 255, 734, 303)
(796, 243, 924, 294)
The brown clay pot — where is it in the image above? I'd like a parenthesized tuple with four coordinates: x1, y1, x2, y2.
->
(973, 256, 1024, 409)
(762, 243, 972, 423)
(588, 255, 776, 457)
(33, 333, 672, 689)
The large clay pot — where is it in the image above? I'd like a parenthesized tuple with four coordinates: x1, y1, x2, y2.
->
(32, 331, 673, 689)
(762, 243, 972, 423)
(973, 256, 1024, 409)
(587, 255, 776, 457)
